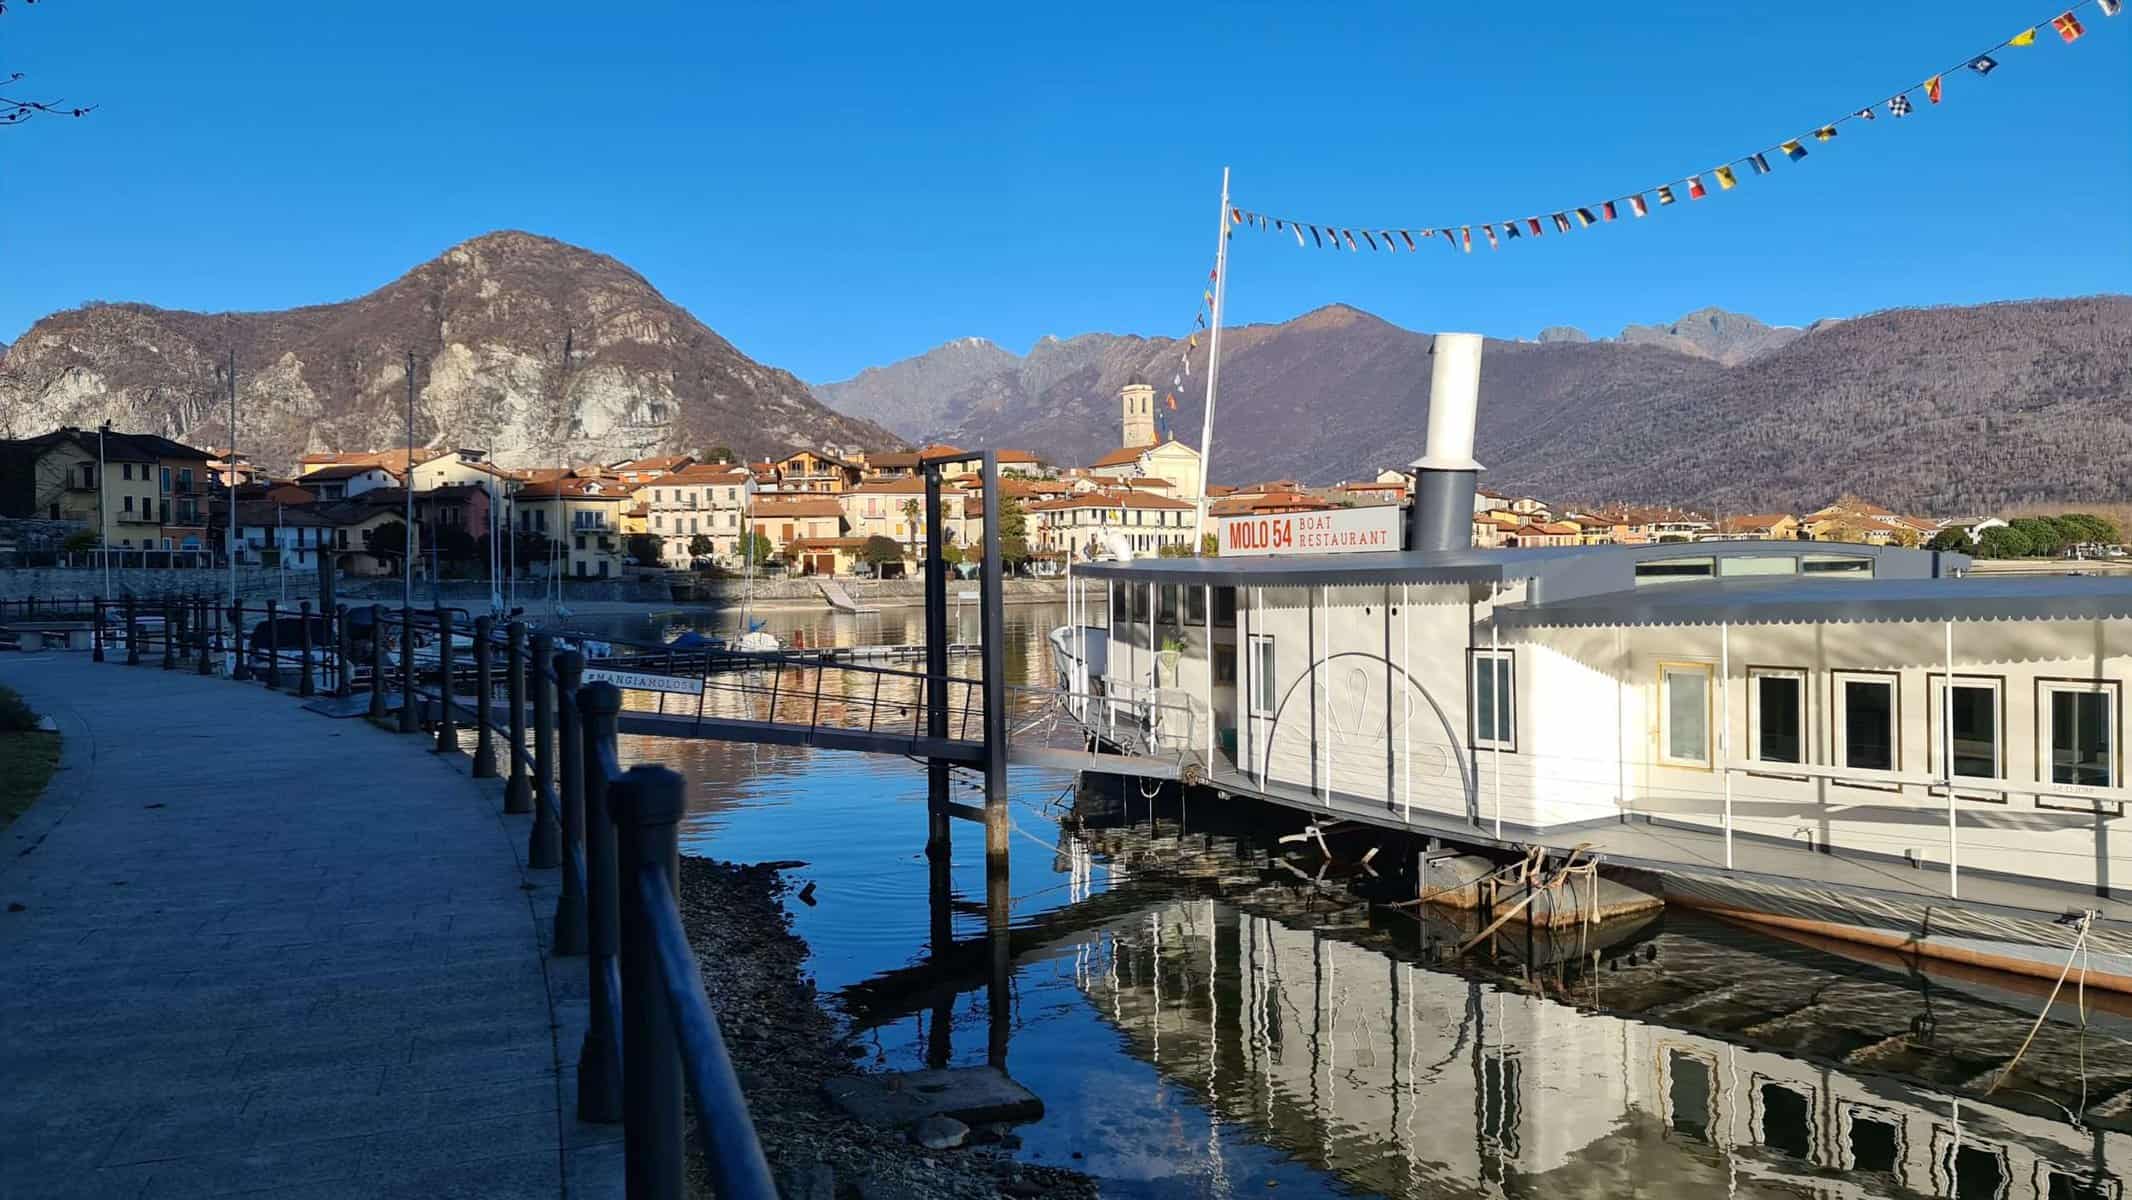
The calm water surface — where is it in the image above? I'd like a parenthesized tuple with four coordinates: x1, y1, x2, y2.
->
(580, 601, 2132, 1199)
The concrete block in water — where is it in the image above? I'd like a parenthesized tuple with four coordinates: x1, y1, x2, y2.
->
(1419, 853, 1662, 927)
(822, 1067, 1043, 1129)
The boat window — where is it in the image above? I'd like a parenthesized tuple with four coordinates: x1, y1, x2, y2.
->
(1750, 668, 1806, 765)
(1213, 644, 1236, 686)
(1845, 1111, 1901, 1174)
(1719, 555, 1797, 577)
(2044, 682, 2118, 789)
(1184, 586, 1207, 627)
(1157, 584, 1180, 626)
(1213, 587, 1237, 629)
(1930, 676, 2003, 781)
(1129, 583, 1150, 624)
(1758, 1082, 1814, 1160)
(1802, 554, 1875, 576)
(1835, 672, 1898, 774)
(1248, 636, 1276, 716)
(1659, 663, 1712, 767)
(1470, 649, 1515, 751)
(1666, 1051, 1714, 1142)
(1635, 557, 1714, 585)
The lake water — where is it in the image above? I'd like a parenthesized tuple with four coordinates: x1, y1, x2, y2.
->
(582, 601, 2132, 1199)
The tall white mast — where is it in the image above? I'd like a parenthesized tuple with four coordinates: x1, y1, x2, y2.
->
(225, 350, 237, 630)
(1193, 166, 1232, 550)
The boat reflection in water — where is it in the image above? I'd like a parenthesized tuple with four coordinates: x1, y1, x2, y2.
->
(1049, 829, 2131, 1199)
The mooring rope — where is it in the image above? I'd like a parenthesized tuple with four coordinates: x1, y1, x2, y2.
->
(1985, 911, 2096, 1097)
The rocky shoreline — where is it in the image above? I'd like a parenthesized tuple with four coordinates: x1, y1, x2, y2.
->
(677, 857, 1098, 1200)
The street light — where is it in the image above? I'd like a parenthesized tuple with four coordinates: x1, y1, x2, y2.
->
(96, 422, 111, 596)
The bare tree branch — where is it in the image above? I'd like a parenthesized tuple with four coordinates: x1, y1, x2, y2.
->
(2, 2, 94, 127)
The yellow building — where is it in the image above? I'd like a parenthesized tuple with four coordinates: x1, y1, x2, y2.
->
(514, 476, 632, 579)
(748, 494, 845, 567)
(0, 428, 212, 551)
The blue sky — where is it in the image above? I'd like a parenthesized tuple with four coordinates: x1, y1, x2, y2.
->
(3, 0, 2125, 384)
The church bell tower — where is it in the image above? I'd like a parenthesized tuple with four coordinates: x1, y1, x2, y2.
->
(1119, 376, 1157, 448)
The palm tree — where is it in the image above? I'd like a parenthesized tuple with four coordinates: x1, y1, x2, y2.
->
(901, 498, 920, 565)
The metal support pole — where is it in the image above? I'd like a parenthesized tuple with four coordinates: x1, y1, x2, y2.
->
(398, 606, 419, 733)
(160, 599, 177, 670)
(367, 605, 388, 721)
(228, 601, 249, 680)
(125, 596, 139, 665)
(335, 604, 352, 698)
(577, 680, 625, 1126)
(1720, 621, 1733, 870)
(529, 633, 561, 869)
(610, 763, 685, 1191)
(92, 596, 105, 662)
(979, 452, 1011, 1068)
(922, 462, 950, 864)
(263, 598, 281, 690)
(553, 650, 588, 955)
(1945, 619, 1958, 900)
(433, 607, 457, 753)
(196, 597, 212, 675)
(298, 600, 315, 697)
(504, 621, 531, 812)
(472, 616, 498, 777)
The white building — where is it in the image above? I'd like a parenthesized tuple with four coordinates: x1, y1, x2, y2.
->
(638, 465, 749, 566)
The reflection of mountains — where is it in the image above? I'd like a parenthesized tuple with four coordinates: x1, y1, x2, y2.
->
(1076, 894, 2132, 1199)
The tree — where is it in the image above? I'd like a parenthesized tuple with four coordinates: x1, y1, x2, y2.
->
(742, 530, 773, 567)
(1200, 532, 1219, 557)
(702, 446, 737, 465)
(368, 520, 408, 563)
(901, 498, 920, 560)
(626, 533, 663, 567)
(860, 534, 903, 572)
(3, 4, 95, 129)
(1927, 526, 1971, 554)
(61, 527, 95, 553)
(687, 533, 715, 562)
(997, 496, 1029, 567)
(431, 524, 478, 564)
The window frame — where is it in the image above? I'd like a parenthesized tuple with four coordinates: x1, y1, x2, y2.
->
(1927, 673, 2007, 802)
(2037, 678, 2121, 804)
(1746, 665, 1809, 769)
(1656, 660, 1715, 770)
(1830, 669, 1901, 785)
(1468, 647, 1516, 753)
(1247, 635, 1276, 717)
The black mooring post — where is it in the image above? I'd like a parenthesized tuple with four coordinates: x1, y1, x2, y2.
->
(367, 605, 388, 721)
(262, 599, 281, 690)
(298, 600, 315, 697)
(927, 851, 954, 1070)
(577, 680, 626, 1126)
(553, 650, 588, 956)
(472, 616, 497, 777)
(978, 449, 1012, 1069)
(124, 596, 140, 665)
(335, 604, 352, 698)
(528, 633, 561, 869)
(922, 460, 950, 864)
(92, 596, 105, 663)
(229, 601, 250, 680)
(504, 621, 531, 813)
(610, 763, 686, 1193)
(196, 597, 212, 675)
(434, 607, 458, 754)
(398, 606, 419, 734)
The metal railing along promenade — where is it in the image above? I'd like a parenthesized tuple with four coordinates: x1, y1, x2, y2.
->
(73, 598, 777, 1199)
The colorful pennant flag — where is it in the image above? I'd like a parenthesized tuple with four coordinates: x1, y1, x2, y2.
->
(1503, 221, 1521, 239)
(1628, 194, 1649, 217)
(1291, 223, 1305, 247)
(1399, 230, 1416, 251)
(1482, 224, 1499, 250)
(1360, 230, 1379, 250)
(2053, 11, 2085, 40)
(1969, 55, 1998, 75)
(1781, 139, 1808, 161)
(2102, 0, 2122, 16)
(1889, 93, 1913, 117)
(1574, 207, 1597, 227)
(1713, 165, 1737, 190)
(1749, 153, 1772, 175)
(1656, 185, 1676, 206)
(1526, 217, 1544, 236)
(2010, 27, 2038, 44)
(1924, 74, 1943, 104)
(1602, 200, 1618, 221)
(1813, 125, 1838, 142)
(1341, 229, 1359, 251)
(1552, 212, 1571, 232)
(1687, 175, 1708, 199)
(1460, 227, 1472, 253)
(1165, 393, 1177, 410)
(1855, 107, 1876, 120)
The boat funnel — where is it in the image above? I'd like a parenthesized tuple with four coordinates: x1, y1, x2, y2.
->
(1408, 332, 1485, 553)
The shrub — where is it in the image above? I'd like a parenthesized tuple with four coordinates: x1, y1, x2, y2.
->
(0, 687, 39, 733)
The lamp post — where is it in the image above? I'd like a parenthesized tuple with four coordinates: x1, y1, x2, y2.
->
(96, 422, 111, 596)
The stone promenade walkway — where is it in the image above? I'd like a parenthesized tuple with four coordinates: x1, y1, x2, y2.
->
(0, 652, 615, 1199)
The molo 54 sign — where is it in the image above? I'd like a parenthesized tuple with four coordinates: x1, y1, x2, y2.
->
(1217, 507, 1401, 557)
